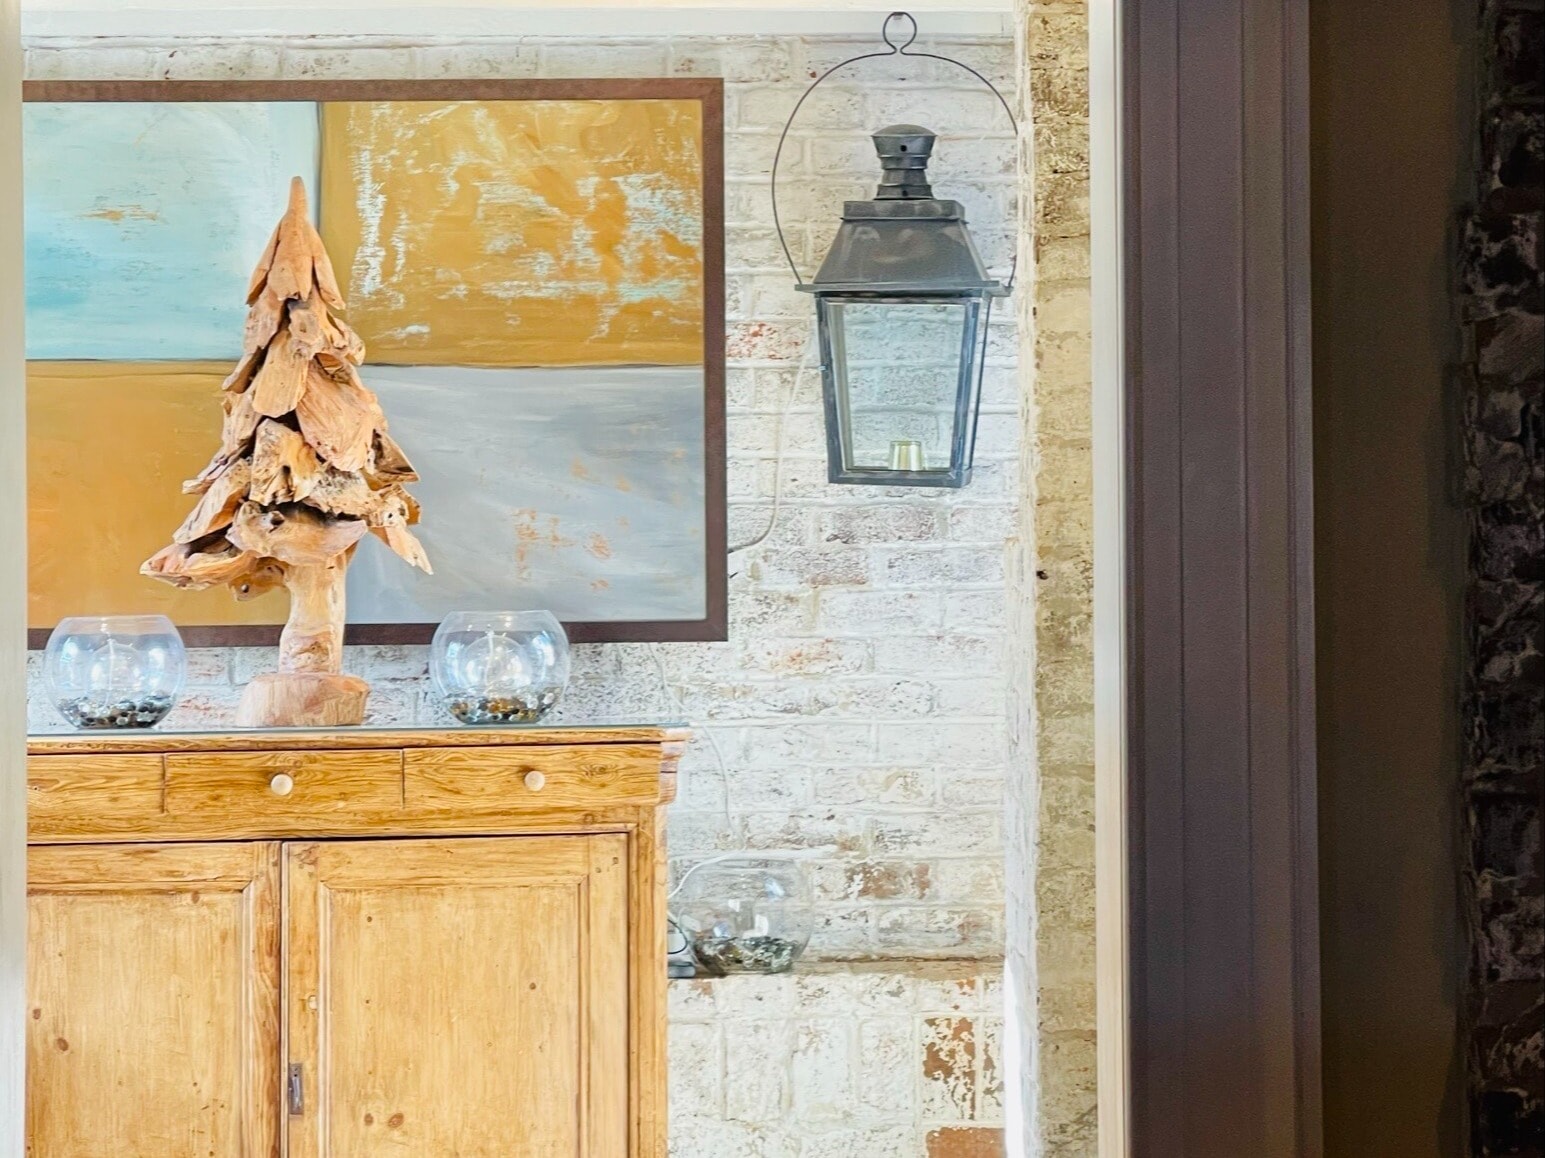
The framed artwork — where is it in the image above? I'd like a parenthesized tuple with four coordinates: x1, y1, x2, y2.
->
(23, 79, 726, 646)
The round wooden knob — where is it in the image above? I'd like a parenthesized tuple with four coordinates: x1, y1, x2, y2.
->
(269, 773, 296, 797)
(523, 770, 547, 792)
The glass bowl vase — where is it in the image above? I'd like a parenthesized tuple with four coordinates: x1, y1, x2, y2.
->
(671, 857, 814, 975)
(431, 611, 572, 725)
(44, 615, 187, 730)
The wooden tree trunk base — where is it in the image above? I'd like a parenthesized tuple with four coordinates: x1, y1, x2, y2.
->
(236, 672, 370, 728)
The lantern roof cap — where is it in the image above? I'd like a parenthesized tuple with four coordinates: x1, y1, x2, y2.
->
(799, 130, 1008, 295)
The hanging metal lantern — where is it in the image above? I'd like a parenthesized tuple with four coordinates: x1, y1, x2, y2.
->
(772, 12, 1017, 487)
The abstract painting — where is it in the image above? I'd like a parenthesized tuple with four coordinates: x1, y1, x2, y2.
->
(24, 101, 319, 361)
(23, 80, 725, 644)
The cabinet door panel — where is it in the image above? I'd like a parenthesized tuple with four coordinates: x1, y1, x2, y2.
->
(27, 842, 282, 1157)
(285, 835, 629, 1157)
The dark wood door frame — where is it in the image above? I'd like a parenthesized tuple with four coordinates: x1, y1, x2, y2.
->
(1123, 0, 1322, 1153)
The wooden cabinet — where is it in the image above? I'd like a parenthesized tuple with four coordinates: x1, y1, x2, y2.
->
(25, 727, 684, 1158)
(285, 836, 629, 1156)
(27, 843, 281, 1156)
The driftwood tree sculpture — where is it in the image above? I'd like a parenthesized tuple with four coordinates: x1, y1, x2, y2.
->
(143, 177, 431, 727)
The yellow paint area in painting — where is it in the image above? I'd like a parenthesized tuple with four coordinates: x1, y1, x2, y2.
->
(319, 99, 705, 368)
(27, 362, 287, 629)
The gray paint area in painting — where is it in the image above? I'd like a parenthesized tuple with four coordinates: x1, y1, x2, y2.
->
(346, 364, 707, 623)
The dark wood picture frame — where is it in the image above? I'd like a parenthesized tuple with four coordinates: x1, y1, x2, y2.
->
(23, 78, 727, 648)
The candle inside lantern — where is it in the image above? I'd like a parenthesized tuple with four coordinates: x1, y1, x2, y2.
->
(888, 439, 925, 471)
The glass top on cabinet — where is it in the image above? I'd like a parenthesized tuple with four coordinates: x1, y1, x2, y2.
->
(26, 720, 690, 753)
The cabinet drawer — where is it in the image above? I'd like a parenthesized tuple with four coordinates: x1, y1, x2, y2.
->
(165, 750, 403, 824)
(404, 745, 662, 813)
(28, 754, 165, 838)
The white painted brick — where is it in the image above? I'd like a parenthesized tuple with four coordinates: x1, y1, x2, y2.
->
(723, 1020, 795, 1123)
(809, 859, 933, 904)
(816, 506, 942, 545)
(727, 456, 777, 501)
(926, 859, 1008, 905)
(752, 364, 823, 409)
(913, 972, 988, 1014)
(726, 590, 815, 635)
(815, 590, 945, 634)
(538, 39, 669, 77)
(811, 766, 934, 808)
(872, 633, 1001, 676)
(789, 1019, 858, 1125)
(278, 45, 417, 78)
(725, 131, 782, 179)
(937, 767, 1007, 810)
(414, 42, 540, 77)
(722, 765, 811, 811)
(677, 677, 931, 722)
(806, 907, 875, 956)
(668, 978, 719, 1021)
(668, 1118, 798, 1158)
(857, 1018, 918, 1115)
(670, 38, 799, 83)
(747, 548, 870, 590)
(800, 1128, 917, 1158)
(875, 546, 1006, 588)
(944, 590, 1009, 632)
(933, 678, 1010, 717)
(743, 810, 866, 854)
(726, 318, 811, 363)
(667, 812, 742, 856)
(948, 505, 1019, 543)
(734, 637, 872, 678)
(876, 722, 1008, 766)
(668, 1022, 724, 1118)
(157, 42, 284, 79)
(796, 969, 919, 1015)
(727, 230, 804, 275)
(871, 811, 1002, 858)
(713, 973, 800, 1019)
(24, 36, 1026, 1020)
(865, 87, 1012, 136)
(26, 45, 161, 79)
(724, 722, 874, 768)
(676, 764, 730, 812)
(182, 648, 233, 686)
(874, 907, 1005, 955)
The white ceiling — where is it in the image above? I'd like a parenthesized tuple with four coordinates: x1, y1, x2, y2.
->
(24, 0, 1012, 39)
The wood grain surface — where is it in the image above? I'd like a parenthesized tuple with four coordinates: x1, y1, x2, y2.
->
(283, 836, 628, 1157)
(25, 729, 676, 1156)
(27, 842, 281, 1157)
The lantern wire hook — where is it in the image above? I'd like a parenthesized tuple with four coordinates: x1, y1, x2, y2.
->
(770, 10, 1020, 292)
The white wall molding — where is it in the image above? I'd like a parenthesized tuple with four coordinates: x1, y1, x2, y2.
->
(24, 4, 1011, 40)
(1, 0, 25, 1141)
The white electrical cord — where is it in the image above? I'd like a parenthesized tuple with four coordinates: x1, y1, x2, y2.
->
(726, 337, 817, 557)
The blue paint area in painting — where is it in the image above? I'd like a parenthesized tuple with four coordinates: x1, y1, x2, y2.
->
(24, 102, 320, 360)
(346, 365, 708, 624)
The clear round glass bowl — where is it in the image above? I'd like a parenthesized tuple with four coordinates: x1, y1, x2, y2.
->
(672, 858, 814, 975)
(430, 611, 572, 725)
(44, 615, 187, 730)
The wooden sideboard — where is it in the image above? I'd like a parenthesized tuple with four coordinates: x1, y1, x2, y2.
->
(25, 725, 685, 1157)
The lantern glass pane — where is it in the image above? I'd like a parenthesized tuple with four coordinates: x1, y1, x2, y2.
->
(824, 300, 972, 474)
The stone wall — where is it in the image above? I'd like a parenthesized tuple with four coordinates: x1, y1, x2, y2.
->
(23, 28, 1019, 965)
(1459, 1, 1544, 1152)
(670, 962, 1006, 1157)
(21, 27, 1036, 1157)
(1007, 2, 1097, 1155)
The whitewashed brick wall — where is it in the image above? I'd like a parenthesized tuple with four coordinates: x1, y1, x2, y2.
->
(23, 30, 1019, 965)
(670, 962, 1006, 1156)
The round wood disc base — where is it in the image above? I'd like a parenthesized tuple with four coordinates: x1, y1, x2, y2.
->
(236, 673, 370, 728)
